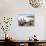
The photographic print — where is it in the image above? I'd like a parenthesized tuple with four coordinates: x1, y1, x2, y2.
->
(18, 14, 35, 27)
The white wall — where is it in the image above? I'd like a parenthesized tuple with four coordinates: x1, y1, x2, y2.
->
(0, 0, 46, 40)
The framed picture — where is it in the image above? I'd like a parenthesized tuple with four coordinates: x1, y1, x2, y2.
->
(17, 13, 35, 27)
